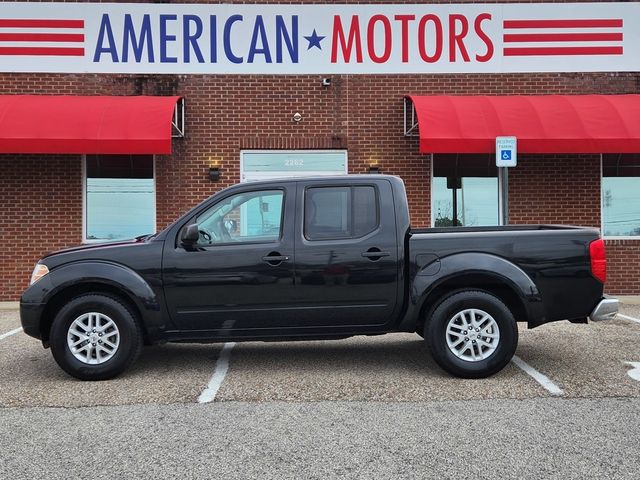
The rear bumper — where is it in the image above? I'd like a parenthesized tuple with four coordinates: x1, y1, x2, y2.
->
(589, 297, 619, 322)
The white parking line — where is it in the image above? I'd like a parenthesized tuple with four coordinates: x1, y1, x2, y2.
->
(511, 355, 564, 396)
(198, 342, 236, 404)
(617, 313, 640, 325)
(0, 327, 22, 341)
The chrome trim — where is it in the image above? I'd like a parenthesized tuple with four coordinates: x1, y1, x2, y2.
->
(589, 298, 619, 322)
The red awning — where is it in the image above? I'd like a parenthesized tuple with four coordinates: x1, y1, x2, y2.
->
(406, 95, 640, 154)
(0, 95, 182, 154)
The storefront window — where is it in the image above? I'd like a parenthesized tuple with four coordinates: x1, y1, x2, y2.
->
(602, 154, 640, 237)
(432, 154, 499, 227)
(240, 150, 347, 182)
(85, 155, 155, 241)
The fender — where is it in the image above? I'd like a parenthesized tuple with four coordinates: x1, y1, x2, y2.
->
(24, 261, 166, 340)
(400, 252, 545, 331)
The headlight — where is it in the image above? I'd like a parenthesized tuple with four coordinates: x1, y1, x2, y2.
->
(30, 263, 49, 285)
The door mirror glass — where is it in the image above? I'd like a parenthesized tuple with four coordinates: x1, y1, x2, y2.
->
(181, 223, 200, 246)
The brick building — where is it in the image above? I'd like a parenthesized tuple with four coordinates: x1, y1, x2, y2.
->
(1, 1, 639, 300)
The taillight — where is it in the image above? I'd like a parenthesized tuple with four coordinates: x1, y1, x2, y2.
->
(589, 239, 606, 283)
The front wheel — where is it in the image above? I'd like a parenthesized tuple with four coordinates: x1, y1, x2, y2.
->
(50, 294, 143, 381)
(425, 290, 518, 378)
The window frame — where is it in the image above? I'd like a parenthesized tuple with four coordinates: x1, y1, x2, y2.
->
(601, 153, 640, 240)
(82, 154, 157, 244)
(303, 184, 380, 242)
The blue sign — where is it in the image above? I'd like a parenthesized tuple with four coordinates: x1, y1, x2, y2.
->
(496, 137, 517, 167)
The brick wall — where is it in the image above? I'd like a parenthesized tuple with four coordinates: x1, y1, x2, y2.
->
(0, 0, 639, 299)
(0, 157, 82, 299)
(508, 155, 601, 227)
(605, 241, 640, 295)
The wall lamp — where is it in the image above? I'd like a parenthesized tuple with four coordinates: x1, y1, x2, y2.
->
(208, 166, 221, 181)
(368, 165, 382, 174)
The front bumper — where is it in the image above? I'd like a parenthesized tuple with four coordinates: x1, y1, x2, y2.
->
(589, 297, 619, 322)
(20, 301, 46, 340)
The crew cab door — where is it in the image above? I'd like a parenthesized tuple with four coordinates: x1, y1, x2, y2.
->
(293, 178, 399, 327)
(162, 183, 296, 331)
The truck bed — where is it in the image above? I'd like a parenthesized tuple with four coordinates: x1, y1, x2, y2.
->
(408, 224, 603, 324)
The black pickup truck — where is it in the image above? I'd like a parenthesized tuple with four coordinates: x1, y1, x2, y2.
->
(21, 175, 617, 380)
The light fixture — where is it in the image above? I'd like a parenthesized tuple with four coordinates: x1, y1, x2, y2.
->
(368, 165, 381, 174)
(322, 77, 331, 87)
(208, 166, 221, 181)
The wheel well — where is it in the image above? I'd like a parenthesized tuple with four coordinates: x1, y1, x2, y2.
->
(416, 274, 528, 334)
(40, 283, 147, 344)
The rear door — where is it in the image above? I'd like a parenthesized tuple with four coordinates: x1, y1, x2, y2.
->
(293, 178, 399, 327)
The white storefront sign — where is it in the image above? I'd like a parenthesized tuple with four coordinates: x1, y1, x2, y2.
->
(496, 137, 517, 167)
(0, 2, 638, 74)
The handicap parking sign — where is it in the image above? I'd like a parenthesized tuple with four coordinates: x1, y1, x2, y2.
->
(496, 137, 517, 167)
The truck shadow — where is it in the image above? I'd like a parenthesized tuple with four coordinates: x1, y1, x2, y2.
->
(134, 335, 436, 376)
(213, 334, 437, 375)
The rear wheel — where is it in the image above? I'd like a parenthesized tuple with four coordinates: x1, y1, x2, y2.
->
(50, 294, 143, 381)
(425, 290, 518, 378)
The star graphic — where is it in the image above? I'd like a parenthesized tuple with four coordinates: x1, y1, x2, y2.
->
(304, 29, 325, 50)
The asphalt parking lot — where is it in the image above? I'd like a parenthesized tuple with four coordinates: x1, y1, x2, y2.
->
(1, 305, 639, 407)
(2, 304, 640, 478)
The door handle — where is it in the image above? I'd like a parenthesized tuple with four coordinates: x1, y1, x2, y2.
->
(262, 252, 290, 265)
(361, 249, 390, 260)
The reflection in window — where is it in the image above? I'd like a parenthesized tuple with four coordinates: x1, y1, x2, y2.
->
(602, 154, 640, 236)
(85, 155, 155, 241)
(305, 186, 378, 240)
(196, 190, 283, 244)
(432, 154, 499, 227)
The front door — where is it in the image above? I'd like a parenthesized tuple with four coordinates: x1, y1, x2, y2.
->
(162, 183, 296, 332)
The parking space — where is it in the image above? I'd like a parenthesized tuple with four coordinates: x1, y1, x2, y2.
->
(0, 308, 639, 408)
(0, 310, 20, 334)
(618, 303, 640, 325)
(0, 318, 223, 407)
(514, 317, 640, 398)
(215, 334, 540, 402)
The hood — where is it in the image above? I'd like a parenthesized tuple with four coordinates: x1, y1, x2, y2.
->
(40, 235, 156, 269)
(43, 237, 146, 258)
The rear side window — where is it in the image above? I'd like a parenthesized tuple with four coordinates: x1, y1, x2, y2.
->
(305, 186, 379, 240)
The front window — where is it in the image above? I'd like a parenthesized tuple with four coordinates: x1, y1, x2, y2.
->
(602, 154, 640, 237)
(432, 154, 499, 227)
(195, 190, 284, 245)
(84, 155, 155, 241)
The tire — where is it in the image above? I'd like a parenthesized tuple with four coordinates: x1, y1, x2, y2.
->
(50, 294, 143, 381)
(425, 290, 518, 379)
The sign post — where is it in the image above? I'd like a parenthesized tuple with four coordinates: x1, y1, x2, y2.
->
(496, 136, 517, 225)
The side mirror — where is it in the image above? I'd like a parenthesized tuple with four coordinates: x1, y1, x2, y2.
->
(180, 223, 200, 246)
